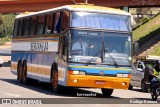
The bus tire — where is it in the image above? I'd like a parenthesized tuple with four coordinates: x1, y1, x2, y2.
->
(128, 84, 133, 90)
(52, 65, 62, 94)
(22, 61, 28, 84)
(101, 88, 113, 97)
(17, 61, 23, 83)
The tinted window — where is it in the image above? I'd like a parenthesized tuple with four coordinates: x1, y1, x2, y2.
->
(72, 12, 131, 32)
(30, 16, 37, 35)
(13, 20, 19, 37)
(18, 20, 23, 36)
(45, 14, 54, 34)
(37, 15, 45, 35)
(62, 11, 69, 31)
(54, 12, 61, 33)
(24, 18, 30, 36)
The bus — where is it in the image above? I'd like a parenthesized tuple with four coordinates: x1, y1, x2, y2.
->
(11, 4, 132, 96)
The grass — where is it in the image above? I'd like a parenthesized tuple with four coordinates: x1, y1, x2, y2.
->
(0, 37, 11, 45)
(133, 13, 160, 43)
(148, 44, 160, 56)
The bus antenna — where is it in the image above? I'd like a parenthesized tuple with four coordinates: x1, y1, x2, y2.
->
(72, 0, 77, 4)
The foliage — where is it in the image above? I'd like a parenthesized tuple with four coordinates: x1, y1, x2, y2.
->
(0, 14, 16, 39)
(0, 37, 11, 45)
(0, 14, 3, 25)
(133, 13, 160, 44)
(141, 18, 149, 24)
(133, 13, 160, 31)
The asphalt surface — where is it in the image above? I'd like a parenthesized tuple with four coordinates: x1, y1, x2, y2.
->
(0, 61, 160, 107)
(0, 48, 11, 56)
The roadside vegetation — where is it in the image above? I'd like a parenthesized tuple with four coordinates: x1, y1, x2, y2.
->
(132, 12, 160, 56)
(0, 14, 16, 45)
(147, 43, 160, 56)
(133, 13, 160, 43)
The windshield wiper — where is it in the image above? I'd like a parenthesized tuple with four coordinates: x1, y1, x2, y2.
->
(85, 50, 102, 66)
(104, 49, 119, 68)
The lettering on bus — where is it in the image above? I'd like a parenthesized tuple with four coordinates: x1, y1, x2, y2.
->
(77, 31, 98, 36)
(30, 42, 48, 51)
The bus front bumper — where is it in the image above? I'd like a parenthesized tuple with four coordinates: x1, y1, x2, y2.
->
(67, 75, 130, 89)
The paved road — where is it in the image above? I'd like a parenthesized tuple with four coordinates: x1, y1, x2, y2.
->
(0, 62, 159, 107)
(0, 49, 11, 56)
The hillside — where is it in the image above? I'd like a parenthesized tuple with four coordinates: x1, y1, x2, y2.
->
(133, 13, 160, 43)
(133, 13, 160, 56)
(147, 42, 160, 55)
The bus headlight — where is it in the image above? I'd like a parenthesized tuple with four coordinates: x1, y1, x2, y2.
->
(73, 70, 79, 74)
(79, 71, 86, 75)
(117, 74, 130, 78)
(69, 70, 86, 75)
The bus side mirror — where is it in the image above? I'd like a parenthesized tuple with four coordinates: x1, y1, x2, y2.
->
(133, 41, 139, 55)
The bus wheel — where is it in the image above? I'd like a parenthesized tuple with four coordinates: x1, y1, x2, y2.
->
(101, 88, 113, 97)
(52, 66, 62, 94)
(23, 61, 28, 84)
(17, 61, 23, 83)
(128, 84, 133, 90)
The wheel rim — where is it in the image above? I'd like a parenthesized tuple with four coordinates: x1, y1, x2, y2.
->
(53, 72, 58, 89)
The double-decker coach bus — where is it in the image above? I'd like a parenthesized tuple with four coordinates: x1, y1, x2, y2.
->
(11, 4, 132, 96)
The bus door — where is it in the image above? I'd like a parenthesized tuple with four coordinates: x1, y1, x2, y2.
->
(58, 34, 69, 86)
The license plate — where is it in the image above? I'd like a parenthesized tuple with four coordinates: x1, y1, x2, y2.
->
(95, 80, 106, 85)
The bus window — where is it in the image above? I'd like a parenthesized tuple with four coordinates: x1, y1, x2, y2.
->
(54, 12, 61, 33)
(42, 15, 47, 34)
(61, 11, 69, 31)
(24, 18, 30, 36)
(37, 15, 45, 35)
(18, 20, 23, 36)
(30, 16, 37, 36)
(51, 13, 55, 34)
(45, 14, 53, 34)
(21, 19, 25, 36)
(13, 20, 19, 37)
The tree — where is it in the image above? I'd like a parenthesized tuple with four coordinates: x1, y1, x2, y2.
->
(0, 14, 3, 25)
(131, 0, 159, 5)
(0, 14, 16, 39)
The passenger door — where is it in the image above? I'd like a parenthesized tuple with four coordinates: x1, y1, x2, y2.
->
(135, 61, 145, 87)
(58, 33, 69, 86)
(130, 61, 138, 86)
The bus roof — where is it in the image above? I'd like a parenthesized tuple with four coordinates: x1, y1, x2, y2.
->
(16, 4, 131, 19)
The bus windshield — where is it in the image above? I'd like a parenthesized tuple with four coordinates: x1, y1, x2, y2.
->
(69, 29, 131, 66)
(103, 32, 131, 65)
(71, 12, 131, 32)
(70, 30, 102, 63)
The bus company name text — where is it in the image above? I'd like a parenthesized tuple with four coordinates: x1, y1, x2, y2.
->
(30, 42, 48, 52)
